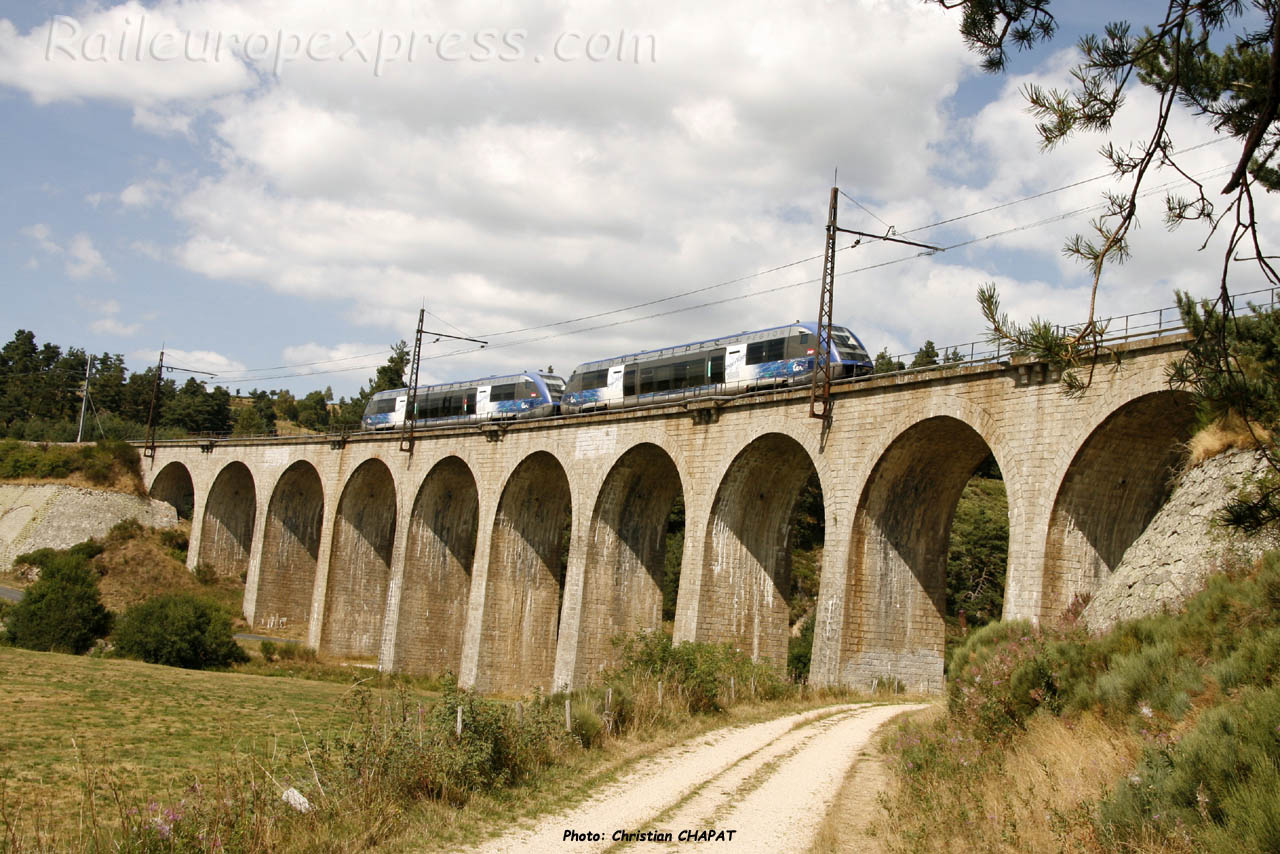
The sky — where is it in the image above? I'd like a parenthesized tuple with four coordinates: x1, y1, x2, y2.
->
(1, 0, 1274, 400)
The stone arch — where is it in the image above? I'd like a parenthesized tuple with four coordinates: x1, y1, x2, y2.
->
(842, 416, 998, 692)
(394, 456, 479, 676)
(197, 461, 256, 580)
(697, 432, 820, 669)
(476, 451, 572, 693)
(254, 461, 324, 636)
(149, 461, 194, 520)
(576, 443, 683, 682)
(322, 458, 397, 659)
(1041, 389, 1196, 619)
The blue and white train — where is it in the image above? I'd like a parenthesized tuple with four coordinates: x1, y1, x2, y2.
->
(361, 371, 564, 430)
(560, 322, 872, 413)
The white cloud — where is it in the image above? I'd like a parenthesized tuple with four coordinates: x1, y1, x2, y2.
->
(7, 1, 1274, 395)
(21, 224, 114, 279)
(130, 348, 247, 377)
(20, 222, 60, 254)
(65, 233, 113, 279)
(80, 296, 140, 336)
(91, 316, 142, 336)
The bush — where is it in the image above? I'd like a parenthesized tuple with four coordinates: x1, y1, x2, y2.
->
(113, 594, 249, 669)
(1099, 685, 1280, 853)
(275, 641, 317, 662)
(342, 685, 569, 805)
(259, 639, 278, 661)
(5, 551, 112, 654)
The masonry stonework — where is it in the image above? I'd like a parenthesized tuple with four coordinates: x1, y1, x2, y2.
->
(143, 335, 1196, 694)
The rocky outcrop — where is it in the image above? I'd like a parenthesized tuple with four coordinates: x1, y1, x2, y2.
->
(0, 483, 178, 570)
(1083, 449, 1280, 632)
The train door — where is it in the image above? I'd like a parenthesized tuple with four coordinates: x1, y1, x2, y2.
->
(725, 345, 746, 385)
(606, 364, 625, 403)
(393, 394, 408, 426)
(475, 385, 492, 418)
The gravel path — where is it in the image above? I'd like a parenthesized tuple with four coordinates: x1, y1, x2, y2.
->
(463, 702, 928, 853)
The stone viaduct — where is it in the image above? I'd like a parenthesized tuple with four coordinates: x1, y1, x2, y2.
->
(143, 334, 1195, 694)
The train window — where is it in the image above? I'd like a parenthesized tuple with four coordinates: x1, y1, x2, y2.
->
(786, 332, 816, 359)
(491, 384, 516, 402)
(464, 390, 477, 415)
(639, 367, 655, 394)
(518, 380, 540, 398)
(746, 338, 785, 364)
(581, 369, 609, 390)
(371, 397, 397, 415)
(709, 354, 725, 383)
(624, 366, 636, 396)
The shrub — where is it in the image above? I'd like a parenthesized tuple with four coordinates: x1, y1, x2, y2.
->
(1099, 685, 1280, 853)
(105, 517, 143, 543)
(5, 555, 112, 654)
(275, 641, 317, 662)
(341, 685, 569, 805)
(113, 594, 249, 669)
(259, 639, 278, 661)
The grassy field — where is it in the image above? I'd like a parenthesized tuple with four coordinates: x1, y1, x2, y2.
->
(0, 646, 368, 828)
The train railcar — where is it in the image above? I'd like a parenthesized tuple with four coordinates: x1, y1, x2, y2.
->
(560, 322, 872, 413)
(361, 371, 565, 430)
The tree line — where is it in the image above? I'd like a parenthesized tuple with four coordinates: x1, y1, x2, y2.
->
(0, 329, 409, 441)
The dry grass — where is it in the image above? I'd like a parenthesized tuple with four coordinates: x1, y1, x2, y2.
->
(874, 712, 1147, 854)
(1186, 414, 1270, 465)
(0, 645, 362, 835)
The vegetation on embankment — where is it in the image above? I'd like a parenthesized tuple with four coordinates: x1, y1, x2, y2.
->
(0, 630, 875, 853)
(0, 438, 144, 495)
(874, 549, 1280, 854)
(2, 519, 241, 616)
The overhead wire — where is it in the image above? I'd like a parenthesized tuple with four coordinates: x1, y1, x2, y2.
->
(140, 145, 1240, 385)
(212, 163, 1236, 383)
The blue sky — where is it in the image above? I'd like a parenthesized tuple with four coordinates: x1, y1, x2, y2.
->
(1, 1, 1270, 399)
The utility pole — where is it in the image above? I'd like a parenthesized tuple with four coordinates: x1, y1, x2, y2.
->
(808, 187, 840, 422)
(808, 186, 943, 423)
(399, 309, 489, 453)
(400, 309, 425, 454)
(143, 349, 164, 459)
(76, 354, 95, 443)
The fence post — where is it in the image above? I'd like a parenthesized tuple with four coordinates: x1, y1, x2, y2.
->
(455, 705, 462, 739)
(730, 676, 735, 705)
(605, 687, 612, 718)
(565, 698, 572, 733)
(657, 681, 663, 706)
(517, 701, 524, 725)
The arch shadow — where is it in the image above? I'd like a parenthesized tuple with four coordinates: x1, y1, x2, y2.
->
(576, 443, 683, 682)
(255, 461, 324, 636)
(394, 457, 479, 676)
(322, 458, 397, 660)
(475, 451, 572, 693)
(1041, 389, 1196, 618)
(198, 461, 256, 581)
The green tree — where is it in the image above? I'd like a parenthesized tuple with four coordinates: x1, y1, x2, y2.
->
(910, 340, 939, 368)
(232, 405, 265, 436)
(942, 0, 1280, 530)
(248, 389, 277, 433)
(5, 542, 112, 654)
(295, 389, 331, 431)
(873, 347, 905, 374)
(113, 594, 249, 669)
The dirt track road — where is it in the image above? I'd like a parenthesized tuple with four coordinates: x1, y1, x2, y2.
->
(464, 702, 928, 853)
